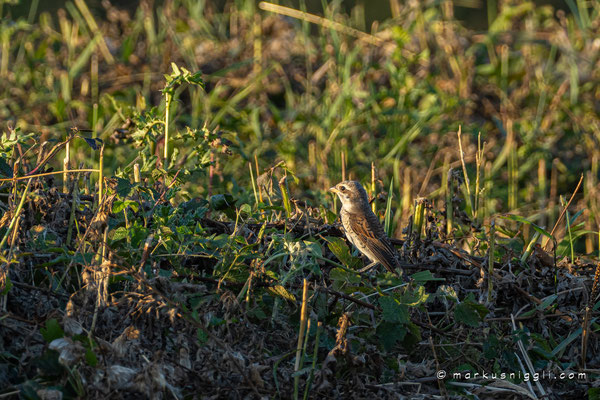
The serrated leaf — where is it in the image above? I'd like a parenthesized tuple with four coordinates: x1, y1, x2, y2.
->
(379, 296, 409, 323)
(112, 200, 127, 213)
(110, 227, 129, 242)
(326, 237, 360, 269)
(402, 322, 422, 349)
(210, 193, 235, 210)
(398, 285, 429, 307)
(40, 319, 64, 343)
(329, 267, 361, 284)
(455, 299, 489, 327)
(115, 177, 133, 197)
(411, 270, 445, 282)
(266, 285, 296, 302)
(455, 302, 480, 327)
(376, 321, 407, 351)
(0, 157, 12, 178)
(239, 203, 251, 215)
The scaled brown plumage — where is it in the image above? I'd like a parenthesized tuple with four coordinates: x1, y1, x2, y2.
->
(329, 180, 400, 275)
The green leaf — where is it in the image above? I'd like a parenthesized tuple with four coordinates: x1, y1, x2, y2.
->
(569, 209, 584, 225)
(588, 387, 600, 400)
(537, 295, 558, 311)
(483, 335, 501, 359)
(171, 62, 180, 75)
(265, 285, 296, 302)
(398, 285, 429, 307)
(551, 327, 583, 357)
(326, 237, 360, 269)
(411, 270, 445, 282)
(0, 157, 12, 178)
(376, 321, 407, 351)
(329, 267, 361, 285)
(210, 194, 235, 210)
(197, 328, 208, 346)
(454, 297, 489, 327)
(239, 203, 252, 216)
(402, 322, 421, 349)
(110, 227, 129, 242)
(384, 180, 394, 237)
(500, 214, 553, 241)
(40, 319, 64, 343)
(379, 296, 409, 323)
(115, 177, 133, 197)
(113, 199, 140, 213)
(0, 276, 13, 295)
(85, 348, 98, 366)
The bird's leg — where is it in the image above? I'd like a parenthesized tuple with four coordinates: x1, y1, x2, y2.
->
(359, 261, 378, 273)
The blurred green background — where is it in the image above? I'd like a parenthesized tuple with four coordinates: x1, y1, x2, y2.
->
(1, 0, 599, 254)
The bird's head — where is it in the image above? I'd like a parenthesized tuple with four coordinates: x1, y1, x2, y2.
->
(329, 180, 369, 213)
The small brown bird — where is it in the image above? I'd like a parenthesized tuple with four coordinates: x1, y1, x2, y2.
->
(329, 180, 401, 275)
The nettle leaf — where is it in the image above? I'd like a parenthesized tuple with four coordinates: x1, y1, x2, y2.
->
(115, 177, 134, 197)
(305, 241, 323, 258)
(376, 321, 407, 351)
(455, 302, 480, 327)
(239, 203, 252, 216)
(483, 334, 501, 359)
(130, 224, 149, 248)
(398, 285, 429, 307)
(329, 267, 361, 285)
(326, 237, 361, 269)
(455, 296, 489, 327)
(379, 296, 409, 323)
(266, 285, 296, 301)
(411, 270, 444, 282)
(0, 157, 12, 178)
(40, 319, 64, 343)
(110, 227, 129, 242)
(402, 322, 422, 349)
(210, 193, 235, 210)
(112, 199, 140, 213)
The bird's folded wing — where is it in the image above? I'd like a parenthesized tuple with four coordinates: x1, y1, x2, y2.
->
(348, 212, 398, 272)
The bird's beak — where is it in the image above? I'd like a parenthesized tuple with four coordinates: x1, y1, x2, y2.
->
(329, 186, 338, 194)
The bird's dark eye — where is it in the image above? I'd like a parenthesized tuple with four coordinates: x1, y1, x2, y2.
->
(339, 186, 346, 192)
